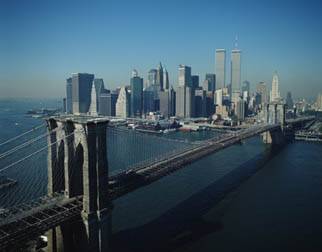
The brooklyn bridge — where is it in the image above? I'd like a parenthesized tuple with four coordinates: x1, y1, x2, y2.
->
(0, 113, 314, 252)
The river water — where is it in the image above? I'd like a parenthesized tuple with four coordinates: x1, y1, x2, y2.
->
(1, 99, 322, 252)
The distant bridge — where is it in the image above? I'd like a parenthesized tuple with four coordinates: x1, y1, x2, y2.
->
(0, 114, 315, 252)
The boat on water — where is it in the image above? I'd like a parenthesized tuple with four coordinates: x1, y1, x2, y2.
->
(164, 129, 177, 134)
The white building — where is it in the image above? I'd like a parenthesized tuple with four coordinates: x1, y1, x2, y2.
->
(215, 88, 223, 106)
(270, 72, 281, 102)
(116, 88, 130, 118)
(89, 81, 98, 116)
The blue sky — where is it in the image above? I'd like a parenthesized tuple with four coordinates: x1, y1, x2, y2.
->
(1, 0, 322, 100)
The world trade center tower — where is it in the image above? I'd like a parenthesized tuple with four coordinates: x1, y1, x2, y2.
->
(215, 49, 226, 89)
(231, 49, 241, 92)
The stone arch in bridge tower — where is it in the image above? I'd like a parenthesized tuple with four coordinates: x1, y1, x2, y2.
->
(45, 117, 111, 252)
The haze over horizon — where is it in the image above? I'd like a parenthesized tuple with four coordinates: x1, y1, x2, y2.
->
(1, 0, 321, 100)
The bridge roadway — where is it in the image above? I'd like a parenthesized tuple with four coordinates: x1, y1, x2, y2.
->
(0, 120, 310, 250)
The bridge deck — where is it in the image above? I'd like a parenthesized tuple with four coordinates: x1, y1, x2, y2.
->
(0, 193, 82, 251)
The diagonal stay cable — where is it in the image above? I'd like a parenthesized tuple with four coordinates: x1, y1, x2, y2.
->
(0, 127, 61, 160)
(0, 124, 46, 147)
(0, 131, 76, 174)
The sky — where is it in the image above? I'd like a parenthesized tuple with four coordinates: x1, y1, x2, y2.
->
(1, 0, 322, 100)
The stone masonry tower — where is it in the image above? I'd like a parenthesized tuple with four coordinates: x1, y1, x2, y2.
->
(45, 116, 112, 252)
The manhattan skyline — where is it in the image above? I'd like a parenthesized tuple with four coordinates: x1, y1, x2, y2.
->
(1, 0, 322, 100)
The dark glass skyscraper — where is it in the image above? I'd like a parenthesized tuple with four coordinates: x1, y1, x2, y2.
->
(157, 62, 163, 91)
(72, 73, 94, 114)
(205, 74, 216, 92)
(130, 72, 143, 117)
(192, 75, 199, 89)
(99, 92, 118, 116)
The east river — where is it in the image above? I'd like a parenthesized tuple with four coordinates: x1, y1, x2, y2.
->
(1, 99, 322, 252)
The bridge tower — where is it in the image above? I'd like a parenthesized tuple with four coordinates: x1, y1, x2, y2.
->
(45, 116, 112, 252)
(263, 102, 286, 144)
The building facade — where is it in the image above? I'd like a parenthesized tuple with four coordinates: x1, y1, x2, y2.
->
(116, 87, 130, 118)
(178, 65, 192, 87)
(72, 73, 94, 114)
(130, 72, 143, 117)
(205, 74, 216, 92)
(257, 82, 267, 105)
(99, 92, 118, 116)
(231, 50, 241, 92)
(270, 72, 280, 102)
(66, 77, 73, 114)
(215, 49, 226, 89)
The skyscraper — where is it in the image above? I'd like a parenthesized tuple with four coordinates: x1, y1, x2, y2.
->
(94, 78, 104, 113)
(195, 89, 207, 117)
(178, 65, 192, 87)
(215, 49, 226, 89)
(317, 93, 322, 110)
(72, 73, 94, 114)
(192, 75, 199, 89)
(116, 87, 130, 118)
(242, 80, 250, 94)
(89, 81, 98, 116)
(205, 74, 216, 92)
(143, 87, 155, 114)
(130, 71, 143, 117)
(160, 90, 170, 118)
(163, 67, 169, 90)
(257, 82, 267, 105)
(231, 50, 241, 92)
(286, 91, 294, 109)
(157, 62, 164, 90)
(99, 92, 118, 116)
(66, 77, 73, 114)
(147, 69, 157, 87)
(270, 72, 280, 102)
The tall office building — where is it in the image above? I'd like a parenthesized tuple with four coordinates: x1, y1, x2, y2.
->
(116, 88, 130, 118)
(286, 91, 294, 109)
(160, 90, 170, 118)
(99, 92, 118, 116)
(94, 78, 104, 113)
(176, 86, 185, 117)
(192, 75, 199, 89)
(72, 73, 94, 114)
(185, 86, 195, 118)
(157, 62, 164, 90)
(147, 69, 157, 87)
(195, 89, 207, 117)
(89, 81, 98, 116)
(163, 67, 169, 90)
(130, 71, 143, 117)
(215, 89, 223, 106)
(317, 93, 322, 110)
(202, 79, 210, 91)
(178, 65, 192, 87)
(205, 74, 216, 92)
(231, 49, 241, 92)
(66, 77, 73, 114)
(236, 98, 245, 120)
(270, 72, 280, 102)
(215, 49, 226, 89)
(242, 81, 250, 94)
(143, 87, 155, 114)
(257, 82, 267, 105)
